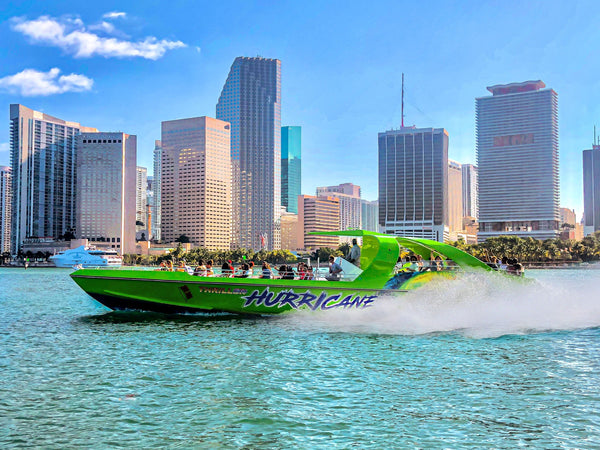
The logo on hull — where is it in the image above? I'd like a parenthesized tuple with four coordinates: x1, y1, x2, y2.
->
(241, 288, 377, 310)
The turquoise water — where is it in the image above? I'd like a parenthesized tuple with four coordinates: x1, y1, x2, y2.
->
(2, 268, 600, 448)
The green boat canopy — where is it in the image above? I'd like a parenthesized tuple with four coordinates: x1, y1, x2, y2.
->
(308, 230, 492, 273)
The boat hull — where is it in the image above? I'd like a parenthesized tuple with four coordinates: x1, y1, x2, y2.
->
(70, 269, 420, 315)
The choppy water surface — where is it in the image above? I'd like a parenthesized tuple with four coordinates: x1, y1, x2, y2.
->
(2, 268, 600, 448)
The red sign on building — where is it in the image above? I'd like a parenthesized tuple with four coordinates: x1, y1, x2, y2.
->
(493, 134, 534, 147)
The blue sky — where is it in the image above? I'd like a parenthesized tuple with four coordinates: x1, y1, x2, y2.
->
(0, 0, 598, 218)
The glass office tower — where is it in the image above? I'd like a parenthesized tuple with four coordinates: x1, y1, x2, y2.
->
(583, 145, 600, 236)
(281, 126, 301, 214)
(216, 56, 281, 250)
(378, 127, 449, 242)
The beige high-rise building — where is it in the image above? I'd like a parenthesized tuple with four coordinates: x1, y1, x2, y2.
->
(76, 132, 137, 254)
(298, 195, 340, 250)
(161, 116, 231, 249)
(560, 207, 576, 226)
(448, 160, 463, 234)
(280, 210, 299, 251)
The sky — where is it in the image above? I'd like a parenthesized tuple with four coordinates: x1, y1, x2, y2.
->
(0, 0, 599, 218)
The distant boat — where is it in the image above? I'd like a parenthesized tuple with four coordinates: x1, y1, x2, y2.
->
(49, 246, 122, 268)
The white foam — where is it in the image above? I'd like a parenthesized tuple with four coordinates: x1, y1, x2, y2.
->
(278, 270, 600, 338)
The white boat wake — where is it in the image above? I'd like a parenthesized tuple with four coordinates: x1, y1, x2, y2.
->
(277, 270, 600, 338)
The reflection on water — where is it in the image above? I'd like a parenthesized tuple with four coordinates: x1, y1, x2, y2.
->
(79, 310, 256, 325)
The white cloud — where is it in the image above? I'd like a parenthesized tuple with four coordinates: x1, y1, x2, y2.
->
(12, 15, 186, 60)
(103, 11, 126, 19)
(0, 143, 9, 152)
(89, 21, 116, 34)
(0, 68, 93, 96)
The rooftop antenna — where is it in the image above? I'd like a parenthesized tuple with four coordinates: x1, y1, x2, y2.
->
(401, 73, 405, 128)
(595, 125, 597, 146)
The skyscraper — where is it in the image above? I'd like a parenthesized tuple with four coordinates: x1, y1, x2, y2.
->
(361, 199, 379, 232)
(476, 80, 560, 241)
(76, 132, 137, 254)
(161, 116, 231, 249)
(136, 166, 148, 229)
(461, 164, 478, 219)
(0, 166, 11, 253)
(146, 175, 154, 240)
(281, 126, 301, 214)
(280, 210, 299, 251)
(378, 127, 449, 242)
(216, 56, 282, 250)
(152, 140, 162, 241)
(448, 160, 463, 233)
(9, 104, 97, 253)
(316, 183, 361, 232)
(583, 145, 600, 236)
(297, 195, 340, 250)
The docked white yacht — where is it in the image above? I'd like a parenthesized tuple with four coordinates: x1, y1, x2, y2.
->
(49, 246, 123, 268)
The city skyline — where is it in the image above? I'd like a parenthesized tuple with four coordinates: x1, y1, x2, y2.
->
(1, 1, 598, 218)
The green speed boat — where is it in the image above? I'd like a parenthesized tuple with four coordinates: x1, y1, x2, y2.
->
(71, 230, 494, 315)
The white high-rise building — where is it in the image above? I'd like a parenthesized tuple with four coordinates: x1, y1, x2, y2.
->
(76, 132, 137, 254)
(0, 166, 11, 253)
(9, 104, 97, 253)
(477, 80, 560, 241)
(161, 116, 232, 249)
(461, 164, 478, 219)
(152, 140, 162, 241)
(361, 199, 379, 232)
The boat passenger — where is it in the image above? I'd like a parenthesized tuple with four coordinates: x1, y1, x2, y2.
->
(433, 255, 443, 271)
(176, 261, 187, 272)
(416, 254, 428, 272)
(499, 256, 508, 271)
(298, 262, 307, 280)
(347, 238, 361, 267)
(277, 265, 287, 279)
(235, 263, 249, 278)
(280, 265, 295, 280)
(246, 261, 255, 277)
(205, 260, 214, 277)
(158, 261, 168, 271)
(506, 258, 524, 277)
(221, 262, 234, 277)
(166, 260, 174, 272)
(260, 262, 272, 279)
(193, 260, 207, 276)
(305, 266, 315, 280)
(326, 256, 343, 281)
(514, 261, 524, 277)
(405, 256, 419, 272)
